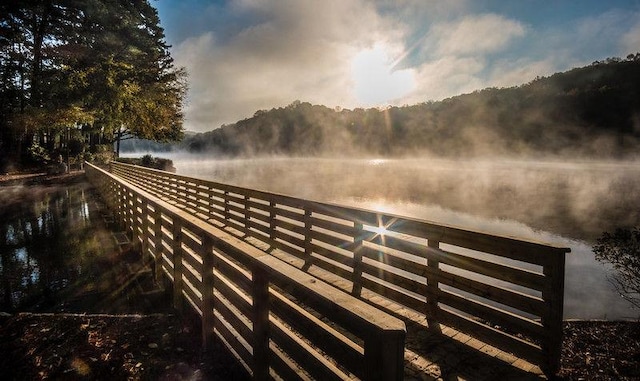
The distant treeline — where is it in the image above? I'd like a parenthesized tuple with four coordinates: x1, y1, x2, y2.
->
(125, 54, 640, 158)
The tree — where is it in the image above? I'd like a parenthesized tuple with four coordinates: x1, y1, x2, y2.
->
(74, 0, 186, 156)
(0, 0, 185, 169)
(593, 227, 640, 308)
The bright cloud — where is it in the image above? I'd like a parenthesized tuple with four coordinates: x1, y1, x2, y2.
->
(431, 14, 526, 56)
(172, 0, 406, 131)
(157, 0, 640, 132)
(351, 44, 416, 105)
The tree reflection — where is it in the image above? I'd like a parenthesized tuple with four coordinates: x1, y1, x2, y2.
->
(0, 185, 96, 312)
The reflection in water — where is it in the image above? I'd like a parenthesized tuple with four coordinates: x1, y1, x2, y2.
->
(156, 154, 639, 320)
(0, 183, 96, 312)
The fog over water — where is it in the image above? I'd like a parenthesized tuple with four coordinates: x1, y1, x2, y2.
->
(127, 153, 640, 319)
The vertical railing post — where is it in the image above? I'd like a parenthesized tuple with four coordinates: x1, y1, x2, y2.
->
(171, 219, 184, 313)
(426, 239, 440, 330)
(223, 191, 230, 223)
(352, 220, 364, 296)
(201, 235, 215, 350)
(152, 205, 163, 283)
(542, 252, 565, 376)
(302, 209, 312, 271)
(114, 184, 123, 229)
(269, 201, 276, 241)
(140, 198, 149, 260)
(124, 190, 133, 237)
(364, 331, 405, 381)
(206, 188, 214, 221)
(252, 265, 270, 380)
(132, 195, 141, 250)
(244, 195, 250, 236)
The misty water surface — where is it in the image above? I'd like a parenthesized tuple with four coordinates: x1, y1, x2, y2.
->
(127, 153, 640, 319)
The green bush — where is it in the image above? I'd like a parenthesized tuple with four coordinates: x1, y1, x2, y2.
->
(28, 142, 50, 165)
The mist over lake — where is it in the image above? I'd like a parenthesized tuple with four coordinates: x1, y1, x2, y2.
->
(124, 153, 640, 320)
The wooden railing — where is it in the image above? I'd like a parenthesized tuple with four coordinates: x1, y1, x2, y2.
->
(86, 162, 406, 380)
(109, 161, 571, 375)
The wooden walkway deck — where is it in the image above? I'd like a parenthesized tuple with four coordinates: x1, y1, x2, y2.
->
(212, 219, 547, 380)
(90, 162, 570, 380)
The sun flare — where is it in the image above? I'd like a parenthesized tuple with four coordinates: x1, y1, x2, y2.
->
(351, 44, 415, 105)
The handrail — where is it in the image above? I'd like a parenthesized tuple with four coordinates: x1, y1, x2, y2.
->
(86, 162, 406, 380)
(109, 160, 570, 375)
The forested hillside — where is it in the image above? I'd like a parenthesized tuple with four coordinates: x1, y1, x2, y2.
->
(178, 54, 640, 158)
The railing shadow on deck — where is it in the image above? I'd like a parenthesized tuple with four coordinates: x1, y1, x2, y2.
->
(86, 162, 406, 381)
(105, 161, 571, 378)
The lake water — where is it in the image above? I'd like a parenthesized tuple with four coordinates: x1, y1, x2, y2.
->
(126, 154, 640, 319)
(0, 177, 166, 313)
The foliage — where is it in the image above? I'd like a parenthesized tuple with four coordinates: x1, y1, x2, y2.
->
(84, 144, 113, 164)
(117, 155, 175, 172)
(0, 0, 186, 166)
(593, 227, 640, 308)
(27, 142, 51, 165)
(181, 55, 640, 158)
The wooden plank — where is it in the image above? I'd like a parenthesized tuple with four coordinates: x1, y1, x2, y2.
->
(269, 344, 310, 381)
(309, 229, 355, 250)
(273, 205, 305, 222)
(269, 237, 307, 261)
(181, 259, 203, 286)
(274, 218, 306, 236)
(214, 271, 252, 318)
(359, 275, 427, 314)
(201, 237, 215, 348)
(214, 251, 252, 294)
(257, 255, 406, 336)
(245, 218, 271, 236)
(541, 254, 566, 374)
(306, 201, 379, 226)
(182, 249, 204, 275)
(213, 291, 252, 343)
(437, 307, 545, 366)
(213, 310, 253, 367)
(308, 254, 354, 281)
(309, 242, 354, 268)
(251, 266, 270, 380)
(270, 318, 348, 381)
(359, 246, 427, 278)
(269, 290, 364, 377)
(434, 267, 546, 317)
(360, 260, 428, 296)
(273, 229, 306, 250)
(432, 247, 546, 291)
(438, 288, 546, 340)
(244, 208, 271, 225)
(181, 274, 203, 308)
(389, 219, 568, 266)
(308, 215, 360, 238)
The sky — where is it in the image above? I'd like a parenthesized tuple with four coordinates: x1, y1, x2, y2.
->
(153, 0, 640, 133)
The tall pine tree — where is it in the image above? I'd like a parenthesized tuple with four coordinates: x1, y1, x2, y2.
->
(0, 0, 185, 169)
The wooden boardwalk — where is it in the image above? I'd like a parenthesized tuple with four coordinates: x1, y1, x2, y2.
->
(90, 162, 570, 380)
(213, 221, 547, 380)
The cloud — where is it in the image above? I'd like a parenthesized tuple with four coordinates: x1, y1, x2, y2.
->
(430, 14, 526, 56)
(621, 16, 640, 54)
(401, 56, 485, 104)
(173, 0, 406, 131)
(164, 1, 640, 132)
